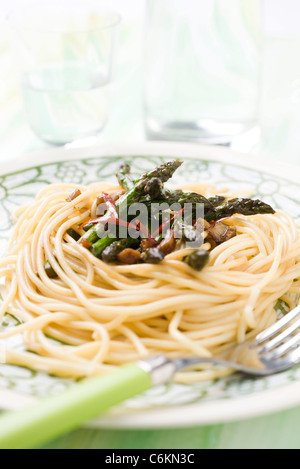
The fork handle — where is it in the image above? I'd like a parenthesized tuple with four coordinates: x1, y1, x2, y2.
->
(0, 362, 152, 449)
(0, 355, 176, 449)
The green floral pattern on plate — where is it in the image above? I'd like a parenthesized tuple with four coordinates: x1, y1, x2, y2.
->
(0, 153, 300, 409)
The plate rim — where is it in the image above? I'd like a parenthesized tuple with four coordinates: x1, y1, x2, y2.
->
(1, 140, 300, 428)
(1, 140, 300, 183)
(87, 378, 300, 428)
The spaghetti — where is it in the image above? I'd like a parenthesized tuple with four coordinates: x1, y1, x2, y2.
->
(0, 167, 299, 383)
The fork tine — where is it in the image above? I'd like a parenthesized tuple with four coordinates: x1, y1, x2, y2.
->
(279, 345, 300, 368)
(259, 316, 300, 353)
(269, 330, 300, 358)
(254, 304, 300, 345)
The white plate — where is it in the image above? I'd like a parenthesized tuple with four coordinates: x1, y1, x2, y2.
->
(0, 141, 299, 428)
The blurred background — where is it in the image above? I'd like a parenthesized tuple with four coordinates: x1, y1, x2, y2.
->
(0, 0, 299, 165)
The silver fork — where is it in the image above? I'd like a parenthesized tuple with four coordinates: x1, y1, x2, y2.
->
(0, 304, 300, 449)
(151, 303, 300, 380)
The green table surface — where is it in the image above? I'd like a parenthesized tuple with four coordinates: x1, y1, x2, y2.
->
(0, 14, 300, 448)
(38, 407, 300, 449)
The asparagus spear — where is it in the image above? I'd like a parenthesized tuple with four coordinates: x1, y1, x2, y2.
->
(206, 197, 275, 222)
(176, 191, 215, 219)
(66, 228, 81, 241)
(208, 195, 226, 207)
(116, 163, 134, 191)
(79, 160, 184, 244)
(117, 160, 183, 193)
(140, 189, 216, 220)
(159, 191, 213, 246)
(117, 159, 183, 218)
(135, 160, 183, 189)
(154, 189, 215, 214)
(91, 235, 116, 259)
(79, 225, 101, 245)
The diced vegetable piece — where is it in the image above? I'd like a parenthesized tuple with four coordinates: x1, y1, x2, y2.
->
(183, 250, 209, 271)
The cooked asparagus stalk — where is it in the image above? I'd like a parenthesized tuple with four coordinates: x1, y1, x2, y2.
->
(176, 191, 216, 220)
(207, 195, 226, 207)
(141, 189, 216, 221)
(66, 228, 81, 241)
(91, 235, 116, 259)
(79, 160, 184, 244)
(206, 198, 275, 222)
(117, 160, 183, 218)
(116, 163, 134, 191)
(70, 160, 278, 270)
(135, 160, 183, 190)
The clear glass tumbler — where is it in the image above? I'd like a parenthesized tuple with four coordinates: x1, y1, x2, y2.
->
(143, 0, 262, 144)
(9, 2, 120, 145)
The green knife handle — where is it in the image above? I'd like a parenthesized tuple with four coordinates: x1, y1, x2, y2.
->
(0, 362, 152, 449)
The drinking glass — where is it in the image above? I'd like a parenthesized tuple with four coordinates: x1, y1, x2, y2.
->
(9, 2, 120, 145)
(143, 0, 262, 145)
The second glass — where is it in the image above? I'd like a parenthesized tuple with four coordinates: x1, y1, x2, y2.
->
(143, 0, 262, 145)
(9, 3, 120, 145)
